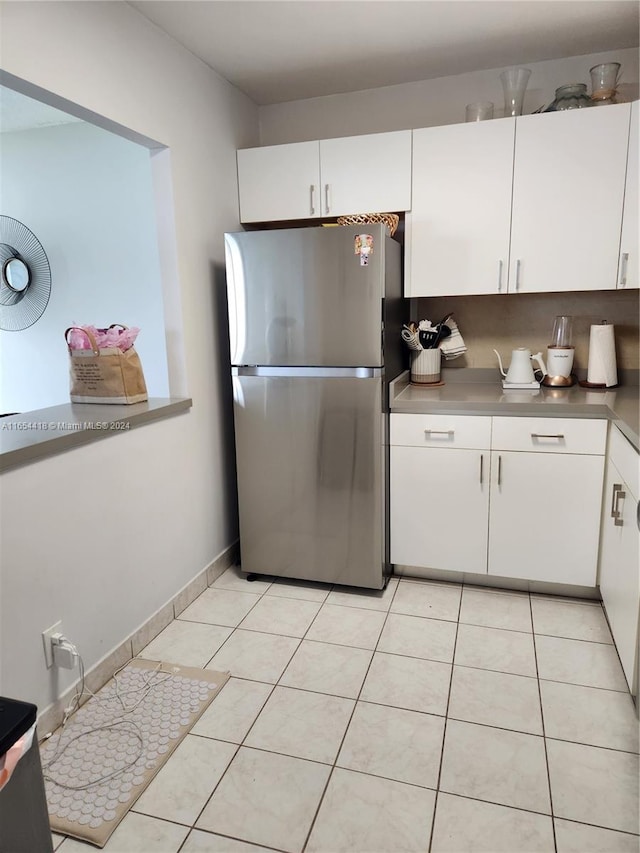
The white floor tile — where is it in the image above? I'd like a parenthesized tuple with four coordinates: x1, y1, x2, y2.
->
(265, 578, 331, 603)
(133, 735, 236, 825)
(535, 635, 628, 691)
(238, 595, 321, 638)
(245, 686, 354, 764)
(205, 629, 299, 683)
(547, 739, 640, 834)
(59, 812, 188, 852)
(191, 678, 273, 744)
(52, 833, 65, 851)
(360, 652, 451, 716)
(391, 579, 461, 622)
(279, 640, 373, 699)
(431, 792, 555, 852)
(140, 621, 232, 669)
(540, 680, 639, 753)
(440, 719, 550, 814)
(306, 768, 436, 853)
(211, 566, 273, 593)
(196, 747, 330, 853)
(554, 818, 640, 852)
(325, 577, 398, 612)
(448, 665, 543, 735)
(460, 587, 532, 632)
(531, 597, 613, 643)
(377, 613, 456, 662)
(305, 604, 387, 650)
(337, 700, 444, 788)
(455, 623, 536, 676)
(181, 830, 274, 852)
(178, 588, 261, 628)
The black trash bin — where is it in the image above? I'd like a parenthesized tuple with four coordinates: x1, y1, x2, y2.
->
(0, 697, 54, 853)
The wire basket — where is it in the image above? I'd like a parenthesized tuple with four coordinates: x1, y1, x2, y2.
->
(336, 213, 399, 236)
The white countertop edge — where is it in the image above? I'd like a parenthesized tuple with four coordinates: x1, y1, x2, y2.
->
(0, 398, 192, 472)
(390, 371, 640, 452)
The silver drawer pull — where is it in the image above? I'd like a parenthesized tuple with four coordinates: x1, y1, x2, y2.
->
(310, 184, 316, 215)
(531, 433, 565, 439)
(497, 454, 502, 486)
(479, 453, 484, 484)
(619, 252, 629, 288)
(497, 259, 503, 293)
(611, 483, 626, 526)
(424, 429, 454, 436)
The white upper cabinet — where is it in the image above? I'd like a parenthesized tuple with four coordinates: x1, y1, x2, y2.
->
(406, 118, 515, 297)
(237, 131, 412, 223)
(619, 100, 638, 289)
(509, 104, 631, 293)
(237, 141, 320, 223)
(319, 130, 412, 218)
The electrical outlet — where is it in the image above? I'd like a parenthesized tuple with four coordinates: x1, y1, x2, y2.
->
(42, 620, 62, 668)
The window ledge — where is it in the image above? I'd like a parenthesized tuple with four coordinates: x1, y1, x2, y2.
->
(0, 398, 192, 472)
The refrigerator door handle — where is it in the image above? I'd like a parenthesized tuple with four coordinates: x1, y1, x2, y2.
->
(232, 366, 383, 379)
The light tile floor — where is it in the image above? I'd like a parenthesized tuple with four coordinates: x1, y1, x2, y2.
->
(54, 570, 640, 853)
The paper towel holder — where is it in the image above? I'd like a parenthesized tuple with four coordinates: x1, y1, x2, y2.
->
(578, 320, 620, 389)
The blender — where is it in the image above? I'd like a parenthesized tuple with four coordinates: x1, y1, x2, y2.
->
(542, 315, 575, 387)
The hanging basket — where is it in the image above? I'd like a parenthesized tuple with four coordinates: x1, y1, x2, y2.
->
(336, 213, 399, 236)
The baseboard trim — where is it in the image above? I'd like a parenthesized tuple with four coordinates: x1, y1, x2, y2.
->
(38, 541, 239, 737)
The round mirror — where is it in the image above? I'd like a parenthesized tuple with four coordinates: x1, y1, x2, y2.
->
(2, 257, 31, 293)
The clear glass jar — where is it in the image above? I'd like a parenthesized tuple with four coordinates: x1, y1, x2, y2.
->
(590, 62, 621, 106)
(544, 83, 593, 111)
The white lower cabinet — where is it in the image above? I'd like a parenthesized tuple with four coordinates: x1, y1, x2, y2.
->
(390, 413, 607, 586)
(598, 427, 639, 696)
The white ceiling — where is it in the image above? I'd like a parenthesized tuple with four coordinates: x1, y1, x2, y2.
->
(130, 0, 639, 105)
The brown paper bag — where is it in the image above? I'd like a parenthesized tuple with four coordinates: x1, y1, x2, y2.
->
(65, 326, 148, 404)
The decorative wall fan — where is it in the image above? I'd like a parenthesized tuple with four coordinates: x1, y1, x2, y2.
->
(0, 216, 51, 331)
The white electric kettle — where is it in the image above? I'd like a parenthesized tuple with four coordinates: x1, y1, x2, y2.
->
(494, 348, 547, 385)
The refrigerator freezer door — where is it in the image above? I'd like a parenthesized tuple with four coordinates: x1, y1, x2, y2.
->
(233, 374, 386, 589)
(225, 225, 386, 368)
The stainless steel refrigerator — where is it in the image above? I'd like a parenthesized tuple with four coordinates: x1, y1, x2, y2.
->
(225, 224, 403, 589)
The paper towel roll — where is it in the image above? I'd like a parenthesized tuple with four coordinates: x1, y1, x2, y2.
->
(587, 324, 618, 386)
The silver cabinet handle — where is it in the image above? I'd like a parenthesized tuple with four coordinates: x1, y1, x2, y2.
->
(497, 455, 502, 486)
(531, 433, 565, 440)
(619, 252, 629, 288)
(479, 454, 484, 484)
(310, 185, 316, 216)
(325, 184, 331, 214)
(611, 483, 626, 526)
(497, 259, 503, 293)
(424, 429, 454, 436)
(515, 259, 521, 291)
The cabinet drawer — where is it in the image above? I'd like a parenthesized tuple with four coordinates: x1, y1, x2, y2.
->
(492, 417, 607, 455)
(609, 425, 639, 499)
(390, 414, 491, 449)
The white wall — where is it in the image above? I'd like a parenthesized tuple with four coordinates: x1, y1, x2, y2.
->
(259, 48, 639, 143)
(0, 121, 169, 412)
(0, 1, 258, 711)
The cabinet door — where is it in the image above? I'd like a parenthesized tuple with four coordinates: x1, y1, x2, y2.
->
(391, 445, 489, 574)
(488, 451, 604, 585)
(406, 119, 515, 297)
(319, 130, 412, 218)
(509, 105, 630, 293)
(599, 460, 639, 694)
(237, 141, 320, 222)
(619, 101, 638, 289)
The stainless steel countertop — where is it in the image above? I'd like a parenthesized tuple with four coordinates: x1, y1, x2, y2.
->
(390, 371, 640, 451)
(0, 398, 192, 472)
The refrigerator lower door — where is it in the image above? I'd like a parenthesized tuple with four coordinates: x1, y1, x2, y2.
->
(233, 372, 386, 589)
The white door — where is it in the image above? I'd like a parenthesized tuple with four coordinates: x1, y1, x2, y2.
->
(599, 460, 639, 693)
(319, 130, 412, 218)
(509, 104, 630, 293)
(488, 451, 605, 585)
(237, 141, 320, 222)
(619, 101, 638, 289)
(391, 445, 489, 574)
(406, 119, 515, 296)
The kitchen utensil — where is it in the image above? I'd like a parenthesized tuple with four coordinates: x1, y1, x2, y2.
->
(401, 328, 422, 351)
(419, 329, 437, 348)
(433, 324, 452, 349)
(542, 315, 575, 387)
(494, 347, 547, 387)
